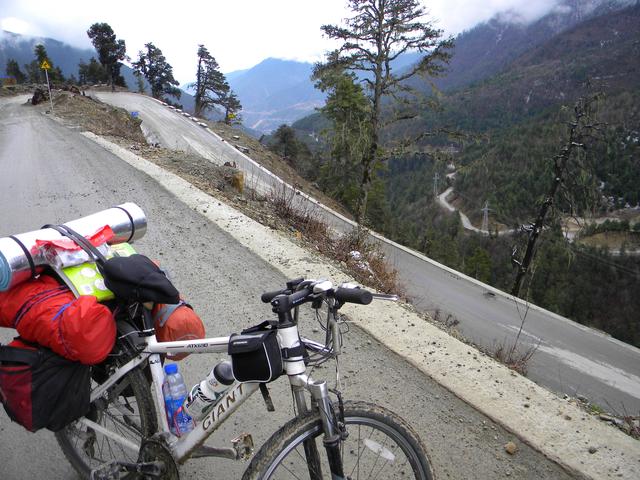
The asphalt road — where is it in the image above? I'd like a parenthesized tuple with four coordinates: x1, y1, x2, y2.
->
(94, 91, 640, 414)
(0, 98, 577, 478)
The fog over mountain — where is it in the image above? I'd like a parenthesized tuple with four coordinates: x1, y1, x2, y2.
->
(1, 0, 633, 83)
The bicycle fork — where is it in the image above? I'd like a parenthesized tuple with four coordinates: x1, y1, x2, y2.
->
(292, 375, 345, 480)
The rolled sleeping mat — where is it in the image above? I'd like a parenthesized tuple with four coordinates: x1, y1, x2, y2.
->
(0, 202, 147, 291)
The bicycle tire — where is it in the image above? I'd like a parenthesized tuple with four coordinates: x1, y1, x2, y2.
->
(55, 365, 157, 479)
(242, 400, 434, 480)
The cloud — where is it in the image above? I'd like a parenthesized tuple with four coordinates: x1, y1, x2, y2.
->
(0, 0, 569, 84)
(428, 0, 561, 34)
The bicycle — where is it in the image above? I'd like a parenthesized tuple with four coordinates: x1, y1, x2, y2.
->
(55, 276, 434, 480)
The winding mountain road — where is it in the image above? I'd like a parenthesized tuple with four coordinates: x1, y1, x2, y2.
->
(92, 91, 640, 414)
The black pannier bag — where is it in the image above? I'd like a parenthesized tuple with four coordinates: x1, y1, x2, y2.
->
(0, 341, 91, 432)
(228, 323, 283, 383)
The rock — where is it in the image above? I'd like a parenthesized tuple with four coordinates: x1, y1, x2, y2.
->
(588, 446, 598, 454)
(599, 413, 616, 423)
(504, 442, 518, 455)
(31, 87, 49, 105)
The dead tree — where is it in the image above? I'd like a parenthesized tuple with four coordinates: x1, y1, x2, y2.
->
(511, 95, 602, 297)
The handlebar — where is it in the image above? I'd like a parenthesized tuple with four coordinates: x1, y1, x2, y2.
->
(334, 287, 372, 305)
(263, 279, 382, 323)
(261, 289, 287, 303)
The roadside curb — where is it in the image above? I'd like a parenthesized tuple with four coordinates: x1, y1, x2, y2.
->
(83, 132, 640, 480)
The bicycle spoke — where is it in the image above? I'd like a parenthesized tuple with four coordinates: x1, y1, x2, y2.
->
(365, 430, 392, 479)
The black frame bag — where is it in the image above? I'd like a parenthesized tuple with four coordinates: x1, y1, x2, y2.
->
(0, 342, 91, 432)
(228, 323, 283, 383)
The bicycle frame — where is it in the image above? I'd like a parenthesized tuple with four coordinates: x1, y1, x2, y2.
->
(81, 324, 335, 467)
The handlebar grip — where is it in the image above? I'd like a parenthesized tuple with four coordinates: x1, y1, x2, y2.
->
(289, 287, 313, 306)
(261, 289, 286, 303)
(335, 287, 373, 305)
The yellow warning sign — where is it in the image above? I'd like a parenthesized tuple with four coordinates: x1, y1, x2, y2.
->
(40, 60, 51, 70)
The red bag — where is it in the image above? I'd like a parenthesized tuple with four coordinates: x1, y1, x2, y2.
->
(0, 276, 115, 365)
(0, 338, 90, 432)
(152, 301, 205, 360)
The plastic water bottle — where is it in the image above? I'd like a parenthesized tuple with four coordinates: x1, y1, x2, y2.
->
(183, 360, 235, 421)
(163, 363, 194, 436)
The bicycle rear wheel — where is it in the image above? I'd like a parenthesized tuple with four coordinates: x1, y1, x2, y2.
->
(243, 401, 433, 480)
(55, 365, 157, 479)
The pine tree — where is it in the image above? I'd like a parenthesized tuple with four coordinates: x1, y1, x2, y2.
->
(317, 70, 371, 214)
(191, 45, 228, 116)
(314, 0, 453, 223)
(78, 58, 109, 85)
(220, 90, 242, 124)
(6, 59, 26, 84)
(87, 23, 127, 91)
(132, 43, 181, 101)
(31, 44, 64, 83)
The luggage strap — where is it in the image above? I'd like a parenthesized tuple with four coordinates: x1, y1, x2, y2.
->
(41, 224, 107, 268)
(0, 340, 41, 365)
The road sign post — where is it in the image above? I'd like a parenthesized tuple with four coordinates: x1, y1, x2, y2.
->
(40, 60, 54, 113)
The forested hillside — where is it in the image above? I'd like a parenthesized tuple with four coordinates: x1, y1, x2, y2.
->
(421, 4, 640, 221)
(282, 2, 640, 348)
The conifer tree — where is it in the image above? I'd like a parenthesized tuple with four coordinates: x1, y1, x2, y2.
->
(314, 0, 453, 223)
(220, 90, 242, 124)
(6, 59, 26, 84)
(132, 43, 181, 101)
(87, 23, 127, 91)
(192, 45, 227, 116)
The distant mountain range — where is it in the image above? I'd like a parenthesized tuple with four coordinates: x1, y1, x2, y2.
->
(225, 58, 325, 134)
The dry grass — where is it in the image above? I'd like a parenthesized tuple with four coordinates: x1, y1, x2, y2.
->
(268, 183, 400, 294)
(491, 340, 538, 376)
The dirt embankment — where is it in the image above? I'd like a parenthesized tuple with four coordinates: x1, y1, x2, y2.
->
(43, 90, 396, 292)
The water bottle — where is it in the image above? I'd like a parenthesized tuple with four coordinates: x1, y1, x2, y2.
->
(183, 360, 235, 421)
(163, 363, 194, 436)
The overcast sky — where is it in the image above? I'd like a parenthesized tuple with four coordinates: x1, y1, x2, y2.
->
(0, 0, 562, 85)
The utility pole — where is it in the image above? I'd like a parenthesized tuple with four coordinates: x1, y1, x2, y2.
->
(481, 201, 490, 234)
(433, 172, 440, 198)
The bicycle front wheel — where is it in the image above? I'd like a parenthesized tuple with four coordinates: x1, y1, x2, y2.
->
(243, 401, 433, 480)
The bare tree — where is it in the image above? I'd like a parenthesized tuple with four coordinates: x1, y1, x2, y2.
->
(511, 94, 603, 296)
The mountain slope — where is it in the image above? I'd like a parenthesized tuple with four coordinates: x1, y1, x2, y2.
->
(227, 58, 326, 134)
(435, 0, 636, 92)
(437, 3, 640, 221)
